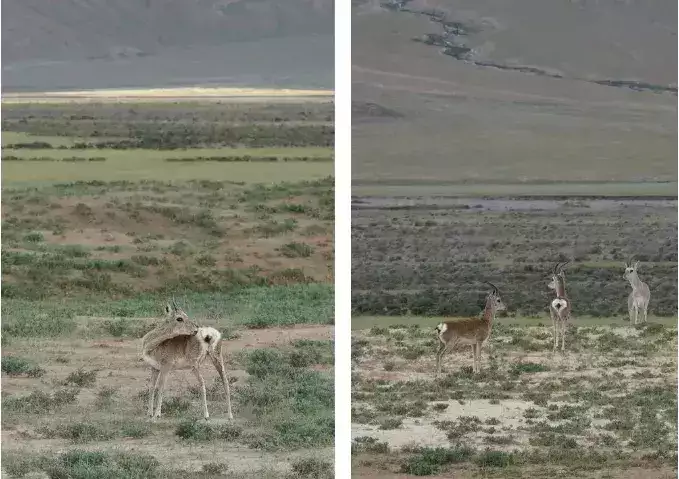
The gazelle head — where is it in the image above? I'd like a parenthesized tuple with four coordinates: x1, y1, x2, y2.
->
(623, 258, 640, 281)
(162, 297, 199, 336)
(547, 261, 569, 290)
(483, 282, 506, 313)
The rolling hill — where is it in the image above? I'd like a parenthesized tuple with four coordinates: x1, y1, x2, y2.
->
(352, 0, 677, 185)
(2, 0, 334, 91)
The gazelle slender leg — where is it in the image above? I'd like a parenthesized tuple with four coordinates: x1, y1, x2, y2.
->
(192, 368, 209, 420)
(148, 369, 160, 418)
(551, 312, 557, 351)
(209, 348, 234, 420)
(470, 345, 475, 373)
(153, 367, 171, 418)
(436, 342, 448, 376)
(561, 320, 566, 352)
(474, 343, 481, 373)
(643, 305, 648, 323)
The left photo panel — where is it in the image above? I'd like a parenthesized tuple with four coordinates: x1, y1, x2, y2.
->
(1, 2, 335, 478)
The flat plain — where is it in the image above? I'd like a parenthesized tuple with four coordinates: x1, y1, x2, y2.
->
(351, 319, 676, 479)
(2, 95, 335, 478)
(350, 197, 677, 479)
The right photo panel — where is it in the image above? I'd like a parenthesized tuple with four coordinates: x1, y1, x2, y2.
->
(351, 1, 678, 478)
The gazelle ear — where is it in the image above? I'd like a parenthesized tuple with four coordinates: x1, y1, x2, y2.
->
(633, 261, 639, 269)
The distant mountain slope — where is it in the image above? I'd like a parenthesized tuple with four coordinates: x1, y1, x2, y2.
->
(355, 0, 676, 85)
(2, 0, 334, 91)
(352, 0, 677, 184)
(3, 0, 333, 63)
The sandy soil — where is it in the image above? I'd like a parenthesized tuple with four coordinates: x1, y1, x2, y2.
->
(2, 324, 334, 476)
(351, 323, 677, 478)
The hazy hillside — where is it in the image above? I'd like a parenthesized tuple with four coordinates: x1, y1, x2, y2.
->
(352, 0, 677, 184)
(2, 0, 334, 91)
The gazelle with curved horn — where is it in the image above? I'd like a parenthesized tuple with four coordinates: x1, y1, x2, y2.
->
(623, 257, 650, 325)
(547, 261, 571, 352)
(435, 282, 507, 375)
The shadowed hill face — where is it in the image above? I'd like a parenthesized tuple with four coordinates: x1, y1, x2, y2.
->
(352, 0, 677, 185)
(2, 0, 334, 91)
(3, 0, 333, 63)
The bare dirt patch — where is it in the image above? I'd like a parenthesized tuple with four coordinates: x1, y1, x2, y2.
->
(2, 324, 334, 476)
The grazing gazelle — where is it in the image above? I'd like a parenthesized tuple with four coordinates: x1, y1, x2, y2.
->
(623, 258, 651, 325)
(435, 282, 506, 376)
(547, 261, 571, 352)
(141, 301, 234, 420)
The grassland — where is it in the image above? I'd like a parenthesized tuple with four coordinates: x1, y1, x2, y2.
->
(2, 98, 334, 186)
(351, 320, 677, 478)
(352, 197, 677, 318)
(2, 151, 332, 184)
(351, 182, 678, 198)
(2, 98, 334, 478)
(351, 195, 676, 478)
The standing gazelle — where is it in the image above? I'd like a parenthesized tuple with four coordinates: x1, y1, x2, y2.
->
(547, 261, 571, 352)
(623, 258, 650, 325)
(435, 282, 506, 376)
(141, 301, 234, 420)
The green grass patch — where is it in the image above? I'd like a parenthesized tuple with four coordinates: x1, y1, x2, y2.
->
(3, 388, 80, 414)
(237, 344, 334, 450)
(2, 284, 333, 339)
(175, 420, 243, 441)
(2, 147, 332, 185)
(279, 242, 315, 258)
(401, 446, 475, 475)
(290, 457, 334, 478)
(63, 368, 97, 388)
(1, 356, 46, 377)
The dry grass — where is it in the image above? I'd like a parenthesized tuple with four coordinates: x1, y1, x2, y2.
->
(2, 325, 334, 477)
(351, 320, 677, 477)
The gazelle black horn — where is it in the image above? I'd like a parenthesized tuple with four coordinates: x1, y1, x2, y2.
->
(556, 261, 570, 274)
(483, 281, 499, 295)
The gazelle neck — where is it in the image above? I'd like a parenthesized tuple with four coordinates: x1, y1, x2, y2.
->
(628, 272, 643, 289)
(552, 275, 566, 297)
(556, 277, 567, 297)
(481, 298, 497, 323)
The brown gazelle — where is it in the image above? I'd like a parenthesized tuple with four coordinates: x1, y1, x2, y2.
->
(547, 261, 571, 352)
(435, 282, 506, 376)
(141, 301, 234, 420)
(141, 299, 200, 368)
